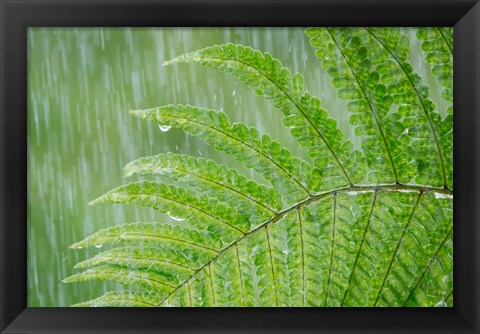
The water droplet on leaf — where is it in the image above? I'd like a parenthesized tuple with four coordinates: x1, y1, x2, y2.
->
(158, 124, 171, 132)
(168, 213, 186, 221)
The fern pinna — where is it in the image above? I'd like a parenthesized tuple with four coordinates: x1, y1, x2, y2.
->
(64, 27, 453, 307)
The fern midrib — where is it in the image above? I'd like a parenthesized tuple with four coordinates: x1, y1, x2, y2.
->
(89, 296, 156, 307)
(156, 183, 452, 306)
(207, 264, 216, 306)
(126, 298, 156, 307)
(79, 254, 196, 271)
(326, 28, 399, 184)
(340, 190, 378, 306)
(189, 55, 354, 185)
(297, 208, 306, 307)
(120, 191, 246, 235)
(365, 28, 448, 189)
(324, 192, 337, 306)
(373, 191, 424, 306)
(106, 231, 219, 253)
(437, 28, 453, 55)
(402, 226, 453, 306)
(264, 225, 279, 306)
(186, 281, 193, 306)
(235, 244, 246, 306)
(161, 110, 312, 196)
(95, 269, 177, 290)
(445, 289, 453, 303)
(157, 165, 276, 213)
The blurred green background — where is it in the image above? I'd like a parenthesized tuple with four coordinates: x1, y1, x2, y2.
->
(27, 27, 446, 306)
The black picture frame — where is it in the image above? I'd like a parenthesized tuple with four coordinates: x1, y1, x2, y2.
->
(1, 0, 479, 333)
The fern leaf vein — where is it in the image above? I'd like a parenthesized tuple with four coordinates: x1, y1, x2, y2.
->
(264, 225, 279, 306)
(341, 190, 378, 306)
(89, 181, 248, 234)
(326, 28, 399, 183)
(373, 191, 423, 306)
(366, 28, 448, 188)
(298, 208, 306, 307)
(325, 192, 338, 306)
(403, 227, 453, 306)
(235, 244, 246, 306)
(125, 153, 281, 213)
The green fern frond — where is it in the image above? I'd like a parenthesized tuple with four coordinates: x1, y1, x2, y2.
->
(66, 27, 453, 307)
